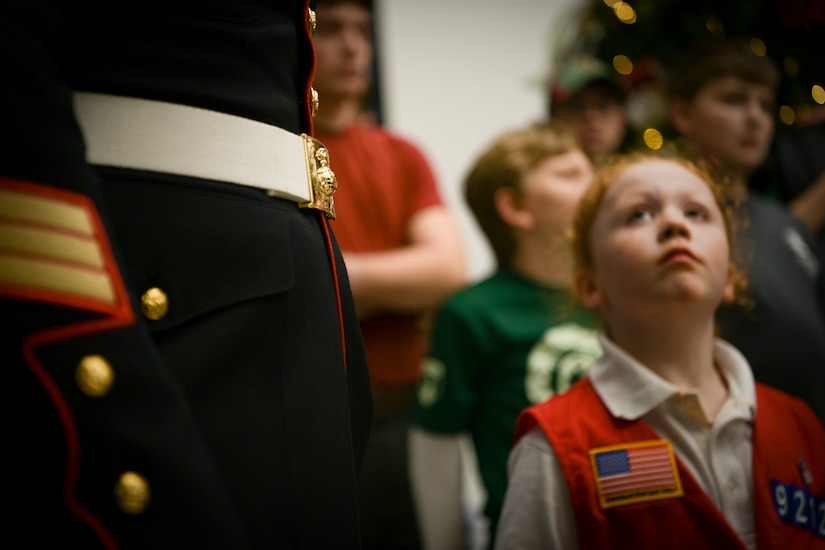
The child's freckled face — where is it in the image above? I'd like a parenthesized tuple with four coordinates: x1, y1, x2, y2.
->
(581, 159, 735, 323)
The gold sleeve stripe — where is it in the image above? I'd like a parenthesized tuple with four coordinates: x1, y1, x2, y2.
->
(0, 256, 115, 304)
(0, 185, 117, 307)
(0, 188, 94, 235)
(0, 224, 105, 268)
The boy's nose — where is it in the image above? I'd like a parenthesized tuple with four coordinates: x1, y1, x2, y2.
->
(659, 213, 690, 241)
(661, 224, 688, 240)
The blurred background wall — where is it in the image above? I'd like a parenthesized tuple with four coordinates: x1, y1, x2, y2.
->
(374, 0, 587, 281)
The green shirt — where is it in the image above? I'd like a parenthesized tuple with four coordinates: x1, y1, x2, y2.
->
(413, 268, 602, 538)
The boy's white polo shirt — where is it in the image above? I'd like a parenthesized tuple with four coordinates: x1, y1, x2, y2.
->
(496, 333, 757, 550)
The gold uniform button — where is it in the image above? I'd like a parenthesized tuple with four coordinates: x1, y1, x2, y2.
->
(141, 287, 168, 320)
(115, 471, 151, 515)
(311, 87, 320, 118)
(308, 7, 317, 36)
(76, 355, 115, 397)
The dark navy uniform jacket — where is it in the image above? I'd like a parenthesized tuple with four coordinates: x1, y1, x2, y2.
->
(0, 1, 373, 548)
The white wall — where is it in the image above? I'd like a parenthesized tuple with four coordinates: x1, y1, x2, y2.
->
(375, 0, 586, 281)
(374, 5, 587, 544)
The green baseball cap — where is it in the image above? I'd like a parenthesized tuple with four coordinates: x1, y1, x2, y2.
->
(550, 54, 623, 104)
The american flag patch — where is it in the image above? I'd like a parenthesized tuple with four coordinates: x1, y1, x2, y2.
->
(590, 440, 683, 509)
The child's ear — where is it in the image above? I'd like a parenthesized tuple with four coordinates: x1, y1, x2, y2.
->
(573, 268, 604, 309)
(494, 187, 534, 230)
(722, 265, 737, 304)
(668, 98, 692, 138)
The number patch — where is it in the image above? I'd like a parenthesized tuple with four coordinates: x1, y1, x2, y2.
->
(771, 480, 825, 539)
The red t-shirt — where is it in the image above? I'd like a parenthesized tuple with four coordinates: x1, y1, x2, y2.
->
(317, 123, 443, 387)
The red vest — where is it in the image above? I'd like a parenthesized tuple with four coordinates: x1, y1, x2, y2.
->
(516, 379, 825, 549)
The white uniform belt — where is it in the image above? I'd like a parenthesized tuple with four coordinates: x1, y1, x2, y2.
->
(72, 92, 337, 218)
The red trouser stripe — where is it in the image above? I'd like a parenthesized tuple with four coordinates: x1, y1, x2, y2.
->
(316, 210, 347, 373)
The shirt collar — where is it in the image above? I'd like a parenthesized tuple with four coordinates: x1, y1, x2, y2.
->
(589, 333, 757, 420)
(713, 338, 758, 416)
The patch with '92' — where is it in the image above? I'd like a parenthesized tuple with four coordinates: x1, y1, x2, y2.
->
(770, 480, 825, 539)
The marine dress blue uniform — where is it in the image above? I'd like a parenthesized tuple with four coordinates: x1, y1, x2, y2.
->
(1, 1, 372, 547)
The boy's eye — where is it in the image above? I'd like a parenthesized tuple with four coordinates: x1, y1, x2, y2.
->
(685, 206, 707, 220)
(720, 92, 746, 105)
(628, 209, 652, 223)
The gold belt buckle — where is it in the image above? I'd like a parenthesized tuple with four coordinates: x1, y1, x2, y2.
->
(300, 134, 337, 219)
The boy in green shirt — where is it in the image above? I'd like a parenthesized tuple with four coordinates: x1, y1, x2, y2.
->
(411, 122, 603, 548)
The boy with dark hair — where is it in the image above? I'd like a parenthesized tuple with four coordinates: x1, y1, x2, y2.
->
(549, 53, 630, 167)
(665, 37, 825, 424)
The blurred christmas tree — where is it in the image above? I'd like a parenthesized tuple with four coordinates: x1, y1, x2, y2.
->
(566, 0, 824, 150)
